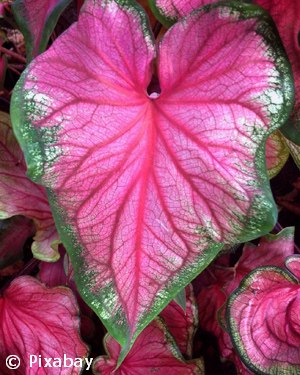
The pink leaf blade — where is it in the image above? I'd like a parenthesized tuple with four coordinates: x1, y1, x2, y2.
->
(11, 0, 293, 360)
(0, 276, 89, 375)
(12, 0, 72, 62)
(227, 266, 300, 375)
(93, 318, 204, 374)
(0, 111, 59, 261)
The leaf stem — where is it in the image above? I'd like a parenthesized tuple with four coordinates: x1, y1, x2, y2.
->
(0, 46, 26, 63)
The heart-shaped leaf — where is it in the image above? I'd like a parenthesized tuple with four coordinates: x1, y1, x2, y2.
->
(227, 266, 300, 374)
(12, 0, 72, 63)
(93, 317, 204, 374)
(11, 0, 293, 359)
(0, 111, 59, 261)
(0, 276, 89, 374)
(255, 0, 300, 145)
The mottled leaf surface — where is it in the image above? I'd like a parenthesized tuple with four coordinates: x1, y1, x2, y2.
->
(160, 284, 198, 357)
(149, 0, 211, 27)
(0, 276, 88, 375)
(227, 266, 300, 375)
(255, 0, 300, 145)
(0, 111, 59, 261)
(93, 318, 204, 374)
(11, 0, 293, 357)
(12, 0, 72, 62)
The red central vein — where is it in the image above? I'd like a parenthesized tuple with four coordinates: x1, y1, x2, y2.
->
(132, 100, 156, 324)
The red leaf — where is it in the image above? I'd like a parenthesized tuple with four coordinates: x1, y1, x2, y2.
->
(11, 1, 293, 355)
(0, 276, 89, 374)
(227, 267, 300, 374)
(93, 318, 204, 374)
(0, 112, 59, 261)
(285, 254, 300, 280)
(160, 284, 198, 357)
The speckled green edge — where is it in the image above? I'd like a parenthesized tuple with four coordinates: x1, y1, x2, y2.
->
(10, 0, 294, 366)
(12, 0, 72, 63)
(226, 266, 300, 375)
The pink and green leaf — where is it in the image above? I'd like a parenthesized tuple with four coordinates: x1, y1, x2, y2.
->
(11, 0, 293, 360)
(255, 0, 300, 145)
(225, 227, 295, 294)
(0, 276, 88, 374)
(12, 0, 72, 63)
(285, 254, 300, 280)
(160, 284, 198, 358)
(149, 0, 211, 27)
(93, 317, 204, 374)
(227, 266, 300, 374)
(0, 111, 59, 261)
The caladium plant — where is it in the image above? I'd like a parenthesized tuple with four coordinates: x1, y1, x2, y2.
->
(10, 0, 294, 360)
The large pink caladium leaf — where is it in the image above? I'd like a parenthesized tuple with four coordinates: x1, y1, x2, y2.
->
(254, 0, 300, 145)
(227, 265, 300, 374)
(0, 111, 59, 261)
(93, 317, 204, 374)
(160, 284, 198, 357)
(11, 0, 293, 359)
(12, 0, 72, 63)
(0, 276, 89, 374)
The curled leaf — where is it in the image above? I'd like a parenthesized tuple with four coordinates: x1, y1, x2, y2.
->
(265, 131, 289, 178)
(227, 266, 300, 374)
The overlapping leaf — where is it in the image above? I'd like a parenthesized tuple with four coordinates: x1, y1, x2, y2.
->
(12, 0, 72, 62)
(160, 284, 198, 357)
(265, 131, 289, 178)
(255, 0, 300, 145)
(0, 276, 88, 374)
(227, 264, 300, 374)
(0, 111, 59, 261)
(11, 0, 293, 359)
(93, 317, 204, 374)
